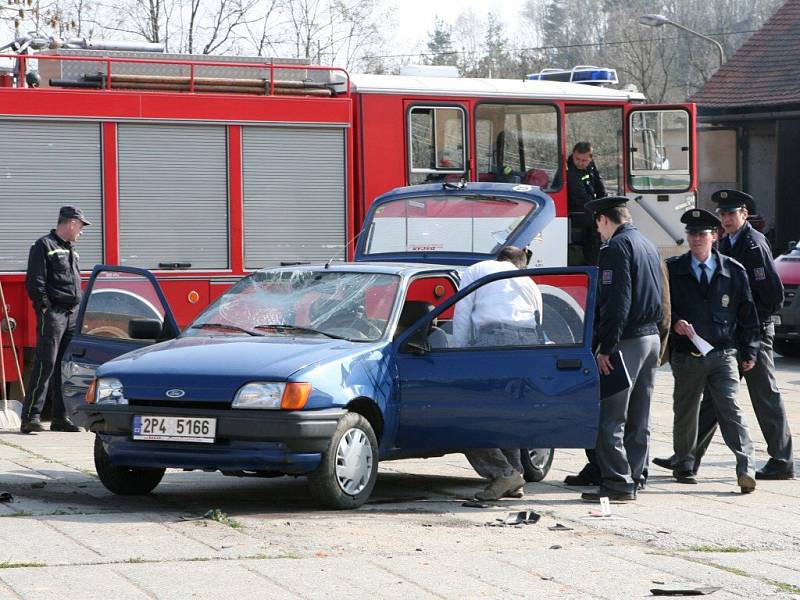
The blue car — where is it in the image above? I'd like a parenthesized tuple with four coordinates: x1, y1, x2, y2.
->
(68, 182, 600, 509)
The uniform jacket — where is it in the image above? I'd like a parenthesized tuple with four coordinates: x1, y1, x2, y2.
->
(719, 221, 783, 323)
(567, 156, 606, 227)
(25, 230, 82, 310)
(596, 223, 663, 355)
(667, 250, 760, 362)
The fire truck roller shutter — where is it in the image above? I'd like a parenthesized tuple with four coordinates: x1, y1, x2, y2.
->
(242, 126, 346, 269)
(0, 121, 103, 271)
(117, 124, 229, 270)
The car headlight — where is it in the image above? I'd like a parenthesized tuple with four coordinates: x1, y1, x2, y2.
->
(95, 377, 128, 405)
(232, 382, 311, 410)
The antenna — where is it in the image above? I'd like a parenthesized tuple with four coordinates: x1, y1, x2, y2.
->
(325, 227, 365, 269)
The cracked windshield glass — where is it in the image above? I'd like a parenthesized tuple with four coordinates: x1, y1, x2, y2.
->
(185, 270, 400, 342)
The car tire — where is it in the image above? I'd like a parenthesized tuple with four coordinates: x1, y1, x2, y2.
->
(774, 338, 800, 358)
(308, 412, 378, 510)
(521, 448, 555, 482)
(94, 435, 165, 495)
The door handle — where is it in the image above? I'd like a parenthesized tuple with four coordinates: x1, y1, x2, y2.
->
(72, 348, 86, 358)
(556, 358, 581, 370)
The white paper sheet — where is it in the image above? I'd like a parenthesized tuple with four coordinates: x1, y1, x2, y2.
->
(688, 325, 714, 356)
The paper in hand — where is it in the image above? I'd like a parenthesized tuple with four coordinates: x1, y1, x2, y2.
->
(687, 324, 714, 356)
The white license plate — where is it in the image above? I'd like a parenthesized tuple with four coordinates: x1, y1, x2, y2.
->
(133, 415, 216, 443)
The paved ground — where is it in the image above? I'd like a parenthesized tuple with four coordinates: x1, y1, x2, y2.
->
(1, 358, 800, 599)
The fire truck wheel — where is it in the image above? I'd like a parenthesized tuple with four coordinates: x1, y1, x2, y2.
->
(774, 339, 800, 358)
(307, 412, 378, 509)
(521, 448, 555, 482)
(94, 435, 165, 495)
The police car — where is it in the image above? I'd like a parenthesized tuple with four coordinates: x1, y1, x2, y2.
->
(66, 183, 600, 509)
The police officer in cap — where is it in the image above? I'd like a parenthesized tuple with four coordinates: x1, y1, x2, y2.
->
(654, 191, 793, 479)
(21, 206, 91, 434)
(666, 208, 759, 493)
(566, 196, 663, 503)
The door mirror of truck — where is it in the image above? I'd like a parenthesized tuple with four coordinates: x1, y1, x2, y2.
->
(128, 318, 164, 340)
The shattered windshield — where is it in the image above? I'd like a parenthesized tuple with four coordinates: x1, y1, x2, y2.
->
(185, 270, 401, 342)
(363, 195, 537, 256)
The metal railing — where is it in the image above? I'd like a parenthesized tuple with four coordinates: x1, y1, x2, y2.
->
(0, 53, 351, 97)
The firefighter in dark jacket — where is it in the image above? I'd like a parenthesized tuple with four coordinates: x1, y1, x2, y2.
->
(20, 206, 91, 434)
(654, 190, 793, 480)
(567, 141, 606, 266)
(666, 208, 760, 493)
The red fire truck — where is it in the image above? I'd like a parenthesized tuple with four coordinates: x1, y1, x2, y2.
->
(0, 51, 697, 384)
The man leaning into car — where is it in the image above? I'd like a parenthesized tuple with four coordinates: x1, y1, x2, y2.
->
(453, 245, 545, 501)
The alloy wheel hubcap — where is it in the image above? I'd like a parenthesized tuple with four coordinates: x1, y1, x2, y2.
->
(334, 428, 373, 496)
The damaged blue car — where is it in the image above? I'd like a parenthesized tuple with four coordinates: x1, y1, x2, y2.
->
(68, 182, 600, 509)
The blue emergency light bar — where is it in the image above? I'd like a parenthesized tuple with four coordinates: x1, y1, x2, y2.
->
(527, 66, 619, 85)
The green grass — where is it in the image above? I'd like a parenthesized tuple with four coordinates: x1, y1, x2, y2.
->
(684, 545, 748, 553)
(204, 508, 242, 529)
(766, 580, 800, 594)
(0, 561, 45, 569)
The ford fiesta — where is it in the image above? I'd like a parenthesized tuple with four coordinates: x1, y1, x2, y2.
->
(67, 182, 600, 509)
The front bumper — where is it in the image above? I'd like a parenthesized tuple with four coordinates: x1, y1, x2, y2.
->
(78, 404, 346, 472)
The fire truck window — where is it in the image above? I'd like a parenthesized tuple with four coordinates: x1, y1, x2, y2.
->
(566, 106, 624, 196)
(408, 106, 466, 185)
(628, 109, 691, 192)
(475, 104, 559, 190)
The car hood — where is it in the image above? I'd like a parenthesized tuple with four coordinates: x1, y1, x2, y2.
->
(97, 335, 378, 402)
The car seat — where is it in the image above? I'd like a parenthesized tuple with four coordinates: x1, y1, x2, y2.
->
(395, 301, 449, 348)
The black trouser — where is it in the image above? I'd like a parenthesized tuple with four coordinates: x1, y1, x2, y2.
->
(22, 306, 76, 423)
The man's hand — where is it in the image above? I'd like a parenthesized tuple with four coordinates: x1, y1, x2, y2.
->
(674, 320, 693, 337)
(741, 360, 756, 372)
(596, 353, 613, 376)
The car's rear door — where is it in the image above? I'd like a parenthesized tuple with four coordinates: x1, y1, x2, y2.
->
(63, 266, 179, 423)
(392, 266, 599, 451)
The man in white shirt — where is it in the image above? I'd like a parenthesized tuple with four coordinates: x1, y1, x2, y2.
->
(454, 246, 544, 501)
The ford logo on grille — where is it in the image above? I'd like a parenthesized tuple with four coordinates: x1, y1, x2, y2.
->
(165, 389, 186, 398)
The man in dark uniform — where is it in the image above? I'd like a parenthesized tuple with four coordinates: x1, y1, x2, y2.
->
(567, 142, 606, 266)
(653, 191, 793, 479)
(20, 206, 91, 434)
(571, 196, 663, 503)
(666, 208, 759, 493)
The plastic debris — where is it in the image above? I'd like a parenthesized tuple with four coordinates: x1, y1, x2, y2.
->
(650, 587, 720, 596)
(548, 523, 573, 531)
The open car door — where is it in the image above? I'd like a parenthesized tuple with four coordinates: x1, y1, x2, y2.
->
(62, 266, 179, 424)
(392, 266, 600, 451)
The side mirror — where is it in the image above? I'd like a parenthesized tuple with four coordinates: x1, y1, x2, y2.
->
(789, 241, 797, 253)
(129, 318, 163, 340)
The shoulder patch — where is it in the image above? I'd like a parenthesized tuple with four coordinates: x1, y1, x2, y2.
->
(601, 270, 613, 285)
(753, 266, 766, 281)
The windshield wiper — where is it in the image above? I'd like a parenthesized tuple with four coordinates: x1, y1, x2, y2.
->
(190, 323, 261, 336)
(254, 324, 347, 340)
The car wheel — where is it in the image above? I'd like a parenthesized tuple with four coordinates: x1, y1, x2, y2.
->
(775, 338, 800, 358)
(521, 448, 555, 482)
(308, 412, 378, 509)
(94, 435, 165, 495)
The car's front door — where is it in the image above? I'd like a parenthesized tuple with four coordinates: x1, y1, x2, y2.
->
(62, 266, 179, 423)
(393, 267, 599, 451)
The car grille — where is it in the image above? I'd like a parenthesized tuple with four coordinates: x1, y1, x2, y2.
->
(129, 399, 231, 410)
(784, 285, 797, 308)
